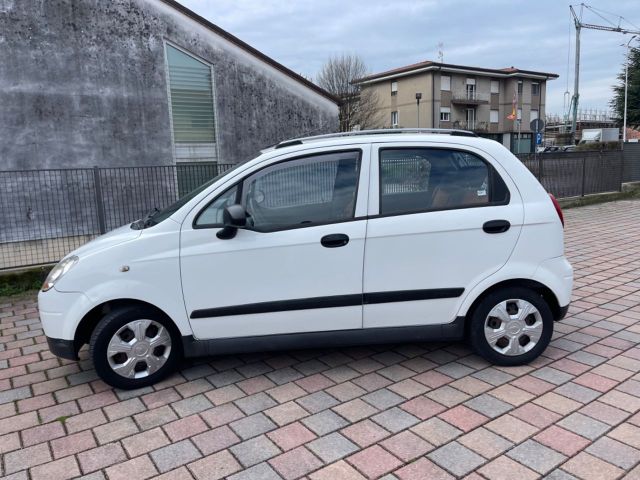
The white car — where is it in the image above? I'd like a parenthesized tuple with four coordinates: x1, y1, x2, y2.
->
(39, 129, 573, 389)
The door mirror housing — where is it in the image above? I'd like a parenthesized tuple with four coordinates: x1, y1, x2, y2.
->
(217, 204, 247, 239)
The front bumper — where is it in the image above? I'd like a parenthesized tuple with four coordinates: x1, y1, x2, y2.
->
(38, 288, 92, 345)
(46, 337, 79, 360)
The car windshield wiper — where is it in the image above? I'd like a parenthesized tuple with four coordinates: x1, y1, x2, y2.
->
(131, 207, 159, 230)
(142, 207, 159, 227)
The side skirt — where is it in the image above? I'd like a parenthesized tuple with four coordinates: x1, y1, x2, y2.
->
(182, 317, 466, 358)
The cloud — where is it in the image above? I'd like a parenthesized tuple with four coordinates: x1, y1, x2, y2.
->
(179, 0, 640, 115)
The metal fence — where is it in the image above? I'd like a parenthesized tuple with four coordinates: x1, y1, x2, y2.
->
(1, 147, 639, 271)
(0, 163, 233, 270)
(623, 143, 640, 183)
(515, 150, 625, 198)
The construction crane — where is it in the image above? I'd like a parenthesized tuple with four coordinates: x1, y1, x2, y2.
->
(569, 3, 640, 143)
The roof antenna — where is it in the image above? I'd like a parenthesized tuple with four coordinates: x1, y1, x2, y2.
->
(437, 42, 444, 63)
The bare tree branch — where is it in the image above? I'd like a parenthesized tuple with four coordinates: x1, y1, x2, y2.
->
(317, 54, 382, 131)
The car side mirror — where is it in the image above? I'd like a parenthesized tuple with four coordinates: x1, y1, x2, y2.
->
(217, 204, 247, 239)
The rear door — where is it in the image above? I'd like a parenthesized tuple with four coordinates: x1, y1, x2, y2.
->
(363, 142, 523, 329)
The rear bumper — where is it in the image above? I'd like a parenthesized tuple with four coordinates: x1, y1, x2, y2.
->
(556, 304, 570, 321)
(533, 256, 573, 308)
(46, 337, 79, 360)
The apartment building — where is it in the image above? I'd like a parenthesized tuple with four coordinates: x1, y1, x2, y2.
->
(356, 61, 558, 153)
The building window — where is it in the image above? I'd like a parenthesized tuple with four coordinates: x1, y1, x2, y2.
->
(517, 81, 523, 95)
(532, 83, 540, 96)
(440, 107, 451, 122)
(391, 111, 399, 127)
(466, 78, 476, 100)
(490, 80, 499, 94)
(391, 81, 398, 96)
(490, 110, 499, 123)
(517, 108, 522, 121)
(165, 44, 217, 163)
(441, 75, 451, 91)
(531, 110, 539, 121)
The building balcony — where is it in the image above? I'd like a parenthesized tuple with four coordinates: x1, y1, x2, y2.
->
(453, 120, 489, 133)
(450, 90, 490, 105)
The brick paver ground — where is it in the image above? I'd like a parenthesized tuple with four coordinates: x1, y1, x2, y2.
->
(1, 199, 640, 479)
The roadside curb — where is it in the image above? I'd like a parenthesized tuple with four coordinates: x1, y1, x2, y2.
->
(558, 182, 640, 209)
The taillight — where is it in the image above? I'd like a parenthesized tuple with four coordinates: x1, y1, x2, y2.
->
(549, 193, 564, 227)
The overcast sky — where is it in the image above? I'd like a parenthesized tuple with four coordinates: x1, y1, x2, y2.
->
(181, 0, 640, 116)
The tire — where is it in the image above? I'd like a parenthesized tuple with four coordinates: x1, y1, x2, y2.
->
(89, 305, 182, 389)
(468, 287, 554, 366)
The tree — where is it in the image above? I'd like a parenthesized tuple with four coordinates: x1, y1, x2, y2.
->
(611, 43, 640, 128)
(317, 54, 381, 131)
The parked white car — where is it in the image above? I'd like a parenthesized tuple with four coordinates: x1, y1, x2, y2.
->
(39, 129, 573, 389)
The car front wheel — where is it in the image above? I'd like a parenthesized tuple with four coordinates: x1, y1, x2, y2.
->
(469, 287, 554, 366)
(89, 305, 182, 389)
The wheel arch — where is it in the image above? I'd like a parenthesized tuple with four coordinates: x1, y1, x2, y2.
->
(74, 299, 176, 356)
(462, 278, 562, 329)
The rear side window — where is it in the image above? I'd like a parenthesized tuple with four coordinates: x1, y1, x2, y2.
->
(379, 148, 509, 215)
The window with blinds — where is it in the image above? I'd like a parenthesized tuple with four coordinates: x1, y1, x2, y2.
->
(165, 45, 218, 163)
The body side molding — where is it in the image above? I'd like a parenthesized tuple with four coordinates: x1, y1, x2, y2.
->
(190, 288, 464, 319)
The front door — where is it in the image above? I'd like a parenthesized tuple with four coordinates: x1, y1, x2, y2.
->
(180, 148, 368, 339)
(363, 144, 523, 329)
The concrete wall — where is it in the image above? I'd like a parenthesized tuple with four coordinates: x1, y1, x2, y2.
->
(0, 0, 337, 260)
(0, 0, 338, 170)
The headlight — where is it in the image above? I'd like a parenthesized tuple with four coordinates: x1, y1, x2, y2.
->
(41, 256, 79, 292)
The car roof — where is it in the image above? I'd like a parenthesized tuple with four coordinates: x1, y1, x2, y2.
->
(261, 129, 498, 156)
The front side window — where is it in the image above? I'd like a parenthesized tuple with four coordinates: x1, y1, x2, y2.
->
(379, 148, 509, 215)
(241, 151, 361, 231)
(195, 186, 239, 227)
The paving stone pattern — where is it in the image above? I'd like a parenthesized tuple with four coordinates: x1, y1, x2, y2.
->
(1, 199, 640, 479)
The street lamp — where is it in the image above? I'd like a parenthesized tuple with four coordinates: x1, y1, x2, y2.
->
(415, 92, 422, 128)
(623, 35, 637, 143)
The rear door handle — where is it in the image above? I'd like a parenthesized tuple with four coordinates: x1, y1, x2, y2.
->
(483, 220, 511, 234)
(321, 233, 349, 248)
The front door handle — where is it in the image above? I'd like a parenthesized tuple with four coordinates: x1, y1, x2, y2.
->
(483, 220, 511, 234)
(321, 233, 349, 248)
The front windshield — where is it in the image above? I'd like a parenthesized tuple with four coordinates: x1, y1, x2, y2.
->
(135, 162, 245, 228)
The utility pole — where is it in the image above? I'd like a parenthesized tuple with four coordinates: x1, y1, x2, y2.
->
(623, 35, 637, 142)
(570, 5, 581, 144)
(569, 4, 640, 144)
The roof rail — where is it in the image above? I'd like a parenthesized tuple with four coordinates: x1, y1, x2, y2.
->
(273, 128, 477, 149)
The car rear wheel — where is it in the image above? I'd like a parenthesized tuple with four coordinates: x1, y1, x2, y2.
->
(89, 305, 182, 389)
(469, 287, 553, 366)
